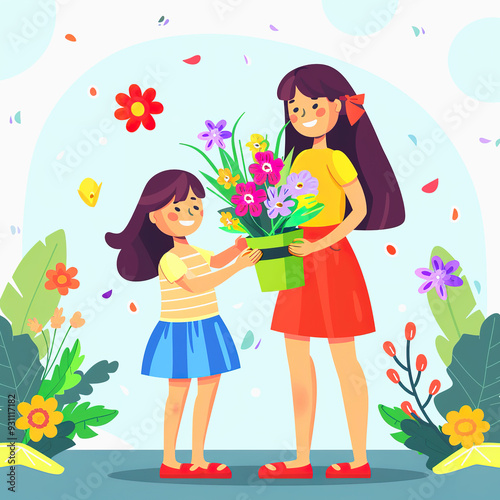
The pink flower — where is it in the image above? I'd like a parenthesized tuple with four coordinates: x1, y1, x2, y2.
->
(249, 151, 284, 185)
(231, 182, 266, 216)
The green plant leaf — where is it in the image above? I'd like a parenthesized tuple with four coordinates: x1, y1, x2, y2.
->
(220, 141, 245, 184)
(180, 143, 219, 175)
(434, 313, 500, 442)
(39, 339, 84, 399)
(55, 360, 119, 408)
(390, 431, 410, 444)
(27, 421, 75, 458)
(274, 120, 289, 160)
(62, 402, 119, 439)
(199, 171, 234, 204)
(219, 226, 248, 234)
(283, 203, 324, 228)
(0, 230, 66, 356)
(275, 148, 294, 188)
(230, 112, 245, 165)
(378, 404, 411, 430)
(0, 315, 43, 440)
(427, 246, 485, 366)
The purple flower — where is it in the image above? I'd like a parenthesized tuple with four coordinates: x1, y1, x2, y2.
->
(415, 256, 464, 300)
(197, 120, 232, 151)
(265, 186, 294, 219)
(283, 171, 319, 197)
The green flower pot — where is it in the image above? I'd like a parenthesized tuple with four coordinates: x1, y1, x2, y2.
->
(246, 229, 305, 292)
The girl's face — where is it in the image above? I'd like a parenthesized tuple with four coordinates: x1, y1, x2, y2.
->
(149, 187, 204, 237)
(287, 87, 342, 138)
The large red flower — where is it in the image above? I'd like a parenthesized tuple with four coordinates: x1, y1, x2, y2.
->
(45, 263, 80, 296)
(114, 84, 164, 132)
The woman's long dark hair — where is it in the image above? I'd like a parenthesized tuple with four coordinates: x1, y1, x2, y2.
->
(105, 169, 205, 281)
(278, 64, 405, 230)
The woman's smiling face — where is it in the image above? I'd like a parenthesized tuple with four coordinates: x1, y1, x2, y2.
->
(149, 187, 204, 237)
(287, 87, 342, 138)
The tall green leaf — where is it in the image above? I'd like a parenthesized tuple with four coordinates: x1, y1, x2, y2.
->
(199, 171, 234, 204)
(428, 246, 484, 366)
(275, 149, 294, 188)
(62, 402, 119, 439)
(0, 315, 43, 439)
(283, 203, 324, 228)
(0, 230, 66, 357)
(230, 112, 245, 163)
(434, 313, 500, 442)
(220, 147, 245, 188)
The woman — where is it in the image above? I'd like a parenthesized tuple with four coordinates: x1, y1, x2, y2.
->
(259, 64, 405, 479)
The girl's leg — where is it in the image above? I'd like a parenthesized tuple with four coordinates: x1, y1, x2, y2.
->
(264, 333, 316, 470)
(163, 378, 191, 467)
(329, 338, 368, 469)
(191, 373, 227, 471)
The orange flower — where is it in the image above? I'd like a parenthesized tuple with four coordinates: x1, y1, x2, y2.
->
(27, 318, 43, 334)
(50, 307, 65, 329)
(45, 263, 80, 296)
(70, 312, 85, 329)
(217, 168, 240, 189)
(16, 395, 63, 442)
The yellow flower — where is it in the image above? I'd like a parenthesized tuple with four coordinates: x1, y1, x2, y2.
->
(216, 168, 240, 189)
(245, 134, 269, 160)
(296, 193, 318, 210)
(50, 307, 65, 329)
(16, 395, 63, 442)
(27, 318, 43, 334)
(442, 405, 490, 449)
(220, 212, 243, 231)
(70, 311, 85, 329)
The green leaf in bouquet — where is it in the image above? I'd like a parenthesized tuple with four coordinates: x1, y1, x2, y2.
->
(230, 112, 245, 164)
(276, 148, 295, 188)
(238, 139, 248, 182)
(219, 148, 244, 189)
(0, 315, 43, 440)
(283, 203, 324, 229)
(275, 120, 289, 160)
(0, 230, 66, 353)
(180, 143, 219, 175)
(218, 206, 262, 236)
(62, 401, 119, 439)
(427, 246, 485, 366)
(199, 171, 233, 204)
(39, 339, 85, 399)
(219, 226, 248, 234)
(434, 313, 500, 442)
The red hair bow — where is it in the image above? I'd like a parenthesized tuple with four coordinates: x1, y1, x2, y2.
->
(339, 94, 365, 125)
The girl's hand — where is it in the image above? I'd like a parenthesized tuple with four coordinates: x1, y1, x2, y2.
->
(234, 235, 248, 251)
(288, 238, 321, 257)
(235, 248, 262, 269)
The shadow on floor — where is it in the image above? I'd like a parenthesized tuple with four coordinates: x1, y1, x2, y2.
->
(109, 466, 428, 486)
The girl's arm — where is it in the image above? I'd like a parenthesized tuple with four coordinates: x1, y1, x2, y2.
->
(176, 248, 261, 293)
(210, 236, 248, 268)
(289, 178, 367, 256)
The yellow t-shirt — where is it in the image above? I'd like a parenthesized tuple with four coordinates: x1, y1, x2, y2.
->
(290, 148, 358, 227)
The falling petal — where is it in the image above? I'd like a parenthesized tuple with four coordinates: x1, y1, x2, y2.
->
(102, 290, 113, 299)
(163, 19, 169, 26)
(398, 304, 407, 312)
(495, 138, 500, 147)
(241, 330, 254, 350)
(451, 207, 460, 222)
(412, 26, 420, 37)
(421, 27, 426, 34)
(183, 55, 201, 65)
(158, 15, 165, 23)
(14, 111, 21, 124)
(479, 138, 491, 144)
(270, 24, 279, 31)
(120, 385, 130, 396)
(254, 339, 262, 349)
(65, 34, 76, 42)
(385, 244, 398, 256)
(10, 226, 16, 235)
(474, 281, 481, 294)
(244, 54, 251, 65)
(408, 134, 417, 146)
(422, 178, 439, 193)
(9, 116, 12, 124)
(17, 227, 20, 234)
(233, 303, 243, 309)
(128, 301, 138, 313)
(88, 86, 98, 98)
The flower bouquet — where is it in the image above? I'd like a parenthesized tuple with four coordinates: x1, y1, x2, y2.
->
(181, 114, 323, 292)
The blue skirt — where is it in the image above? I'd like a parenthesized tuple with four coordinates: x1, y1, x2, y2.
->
(141, 315, 240, 379)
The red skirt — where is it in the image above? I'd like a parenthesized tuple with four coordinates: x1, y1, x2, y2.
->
(271, 225, 375, 338)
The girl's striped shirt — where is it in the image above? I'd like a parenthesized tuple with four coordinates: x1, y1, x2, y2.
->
(158, 246, 218, 322)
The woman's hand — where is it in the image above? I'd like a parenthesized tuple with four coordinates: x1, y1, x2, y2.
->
(235, 248, 262, 269)
(234, 235, 248, 251)
(288, 238, 321, 257)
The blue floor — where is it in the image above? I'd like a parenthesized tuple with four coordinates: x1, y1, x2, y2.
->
(9, 450, 499, 499)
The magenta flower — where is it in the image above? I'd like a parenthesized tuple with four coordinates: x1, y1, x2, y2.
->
(415, 256, 463, 300)
(231, 182, 266, 216)
(197, 120, 232, 151)
(265, 186, 294, 219)
(249, 151, 284, 185)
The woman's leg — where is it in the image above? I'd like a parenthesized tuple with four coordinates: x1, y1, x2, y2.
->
(163, 378, 191, 467)
(191, 374, 227, 471)
(264, 334, 317, 470)
(329, 338, 368, 469)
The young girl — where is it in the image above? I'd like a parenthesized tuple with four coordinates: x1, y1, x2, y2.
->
(259, 64, 405, 479)
(106, 169, 261, 479)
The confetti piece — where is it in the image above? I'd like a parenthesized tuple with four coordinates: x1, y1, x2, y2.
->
(65, 34, 76, 42)
(254, 339, 262, 349)
(241, 330, 254, 350)
(421, 27, 426, 34)
(251, 388, 261, 397)
(244, 55, 251, 65)
(233, 303, 243, 309)
(14, 111, 21, 124)
(102, 290, 113, 299)
(422, 178, 439, 193)
(398, 304, 407, 312)
(17, 227, 20, 234)
(450, 207, 460, 222)
(78, 178, 102, 207)
(56, 151, 65, 160)
(270, 24, 279, 31)
(158, 15, 165, 23)
(128, 301, 138, 313)
(496, 139, 500, 147)
(408, 134, 417, 146)
(9, 116, 12, 124)
(385, 244, 398, 257)
(183, 55, 201, 65)
(120, 385, 130, 396)
(99, 137, 107, 146)
(474, 281, 481, 294)
(10, 226, 16, 235)
(412, 26, 420, 37)
(479, 137, 491, 143)
(88, 86, 98, 98)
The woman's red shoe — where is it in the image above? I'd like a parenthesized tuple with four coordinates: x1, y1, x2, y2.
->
(159, 463, 193, 478)
(188, 463, 232, 479)
(258, 462, 313, 479)
(325, 462, 371, 479)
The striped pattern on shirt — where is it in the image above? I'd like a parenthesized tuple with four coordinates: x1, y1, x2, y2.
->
(159, 250, 219, 322)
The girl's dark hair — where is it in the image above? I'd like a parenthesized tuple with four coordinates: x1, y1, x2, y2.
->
(105, 169, 205, 281)
(278, 64, 405, 230)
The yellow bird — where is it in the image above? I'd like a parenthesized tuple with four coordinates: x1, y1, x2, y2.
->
(78, 178, 102, 207)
